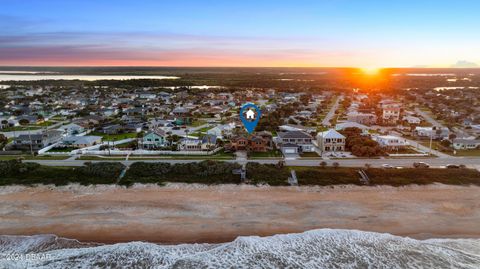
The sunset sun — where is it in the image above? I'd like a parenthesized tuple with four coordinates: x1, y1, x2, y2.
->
(360, 67, 381, 75)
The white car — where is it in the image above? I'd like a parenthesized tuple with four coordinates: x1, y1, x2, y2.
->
(382, 164, 393, 169)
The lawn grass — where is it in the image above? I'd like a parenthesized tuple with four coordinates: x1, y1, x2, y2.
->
(452, 149, 480, 157)
(78, 156, 126, 160)
(0, 155, 70, 160)
(0, 126, 42, 132)
(249, 149, 282, 158)
(47, 147, 77, 153)
(386, 146, 421, 154)
(189, 119, 207, 127)
(197, 126, 212, 133)
(37, 121, 55, 127)
(78, 149, 235, 160)
(418, 141, 454, 155)
(299, 152, 320, 158)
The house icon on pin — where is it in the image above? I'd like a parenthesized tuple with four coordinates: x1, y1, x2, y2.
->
(246, 109, 255, 120)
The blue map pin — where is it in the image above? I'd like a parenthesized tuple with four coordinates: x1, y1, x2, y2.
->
(240, 103, 261, 134)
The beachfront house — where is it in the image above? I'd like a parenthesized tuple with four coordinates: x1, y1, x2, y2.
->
(277, 130, 314, 154)
(316, 129, 346, 152)
(62, 135, 102, 148)
(177, 135, 217, 151)
(14, 130, 63, 150)
(142, 130, 169, 149)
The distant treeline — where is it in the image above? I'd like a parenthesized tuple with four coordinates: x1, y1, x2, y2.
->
(4, 67, 479, 91)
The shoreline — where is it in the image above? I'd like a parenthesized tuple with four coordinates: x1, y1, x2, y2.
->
(1, 183, 480, 244)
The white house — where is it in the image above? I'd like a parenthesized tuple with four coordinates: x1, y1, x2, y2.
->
(414, 126, 449, 140)
(373, 135, 408, 149)
(452, 138, 480, 150)
(207, 123, 235, 139)
(402, 115, 421, 125)
(316, 129, 346, 152)
(63, 135, 102, 148)
(382, 104, 401, 123)
(57, 123, 85, 136)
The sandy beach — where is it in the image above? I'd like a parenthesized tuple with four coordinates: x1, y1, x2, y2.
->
(1, 183, 479, 244)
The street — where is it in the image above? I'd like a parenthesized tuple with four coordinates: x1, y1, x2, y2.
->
(24, 156, 480, 170)
(321, 94, 343, 126)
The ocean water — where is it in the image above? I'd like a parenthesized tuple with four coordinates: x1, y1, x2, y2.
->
(0, 229, 479, 268)
(0, 74, 179, 81)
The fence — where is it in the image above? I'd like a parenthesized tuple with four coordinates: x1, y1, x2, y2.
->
(387, 153, 429, 157)
(80, 147, 224, 156)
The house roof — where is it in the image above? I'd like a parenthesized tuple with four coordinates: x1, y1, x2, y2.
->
(64, 135, 102, 145)
(375, 135, 403, 140)
(277, 131, 312, 139)
(58, 123, 83, 131)
(317, 129, 345, 139)
(453, 138, 480, 144)
(282, 143, 299, 148)
(279, 124, 315, 132)
(17, 130, 63, 141)
(335, 121, 368, 130)
(146, 129, 166, 137)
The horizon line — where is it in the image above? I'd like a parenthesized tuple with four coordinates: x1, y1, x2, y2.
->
(1, 65, 480, 69)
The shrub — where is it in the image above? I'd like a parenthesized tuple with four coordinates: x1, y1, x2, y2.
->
(0, 160, 40, 176)
(246, 162, 290, 185)
(122, 161, 242, 185)
(75, 162, 125, 180)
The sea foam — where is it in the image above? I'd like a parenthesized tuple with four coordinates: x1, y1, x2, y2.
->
(1, 229, 479, 268)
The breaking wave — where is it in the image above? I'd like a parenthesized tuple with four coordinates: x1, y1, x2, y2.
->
(1, 229, 479, 268)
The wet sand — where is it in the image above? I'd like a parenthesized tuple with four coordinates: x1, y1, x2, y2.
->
(1, 184, 479, 244)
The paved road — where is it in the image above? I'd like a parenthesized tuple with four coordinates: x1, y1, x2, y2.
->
(321, 94, 343, 126)
(25, 156, 480, 170)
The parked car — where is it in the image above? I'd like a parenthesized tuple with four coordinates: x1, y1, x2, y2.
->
(445, 164, 460, 169)
(382, 164, 393, 169)
(413, 162, 430, 168)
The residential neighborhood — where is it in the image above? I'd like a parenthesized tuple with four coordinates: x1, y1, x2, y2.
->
(0, 78, 479, 163)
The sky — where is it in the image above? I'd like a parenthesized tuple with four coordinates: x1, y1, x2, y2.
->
(1, 0, 479, 67)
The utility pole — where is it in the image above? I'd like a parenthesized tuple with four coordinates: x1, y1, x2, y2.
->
(28, 129, 34, 156)
(429, 126, 435, 155)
